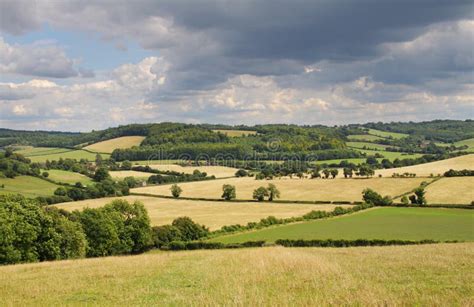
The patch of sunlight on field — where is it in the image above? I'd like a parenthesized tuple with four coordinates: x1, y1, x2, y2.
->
(54, 195, 338, 230)
(1, 244, 472, 306)
(84, 136, 145, 153)
(131, 177, 426, 202)
(375, 154, 474, 177)
(425, 177, 474, 205)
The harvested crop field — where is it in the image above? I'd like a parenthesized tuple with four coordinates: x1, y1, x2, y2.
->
(131, 177, 426, 202)
(425, 177, 474, 205)
(84, 136, 145, 153)
(375, 154, 474, 177)
(109, 170, 156, 179)
(54, 195, 338, 230)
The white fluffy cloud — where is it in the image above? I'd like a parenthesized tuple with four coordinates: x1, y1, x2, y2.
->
(0, 37, 92, 78)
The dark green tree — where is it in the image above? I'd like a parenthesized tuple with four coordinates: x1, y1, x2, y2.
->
(222, 184, 236, 200)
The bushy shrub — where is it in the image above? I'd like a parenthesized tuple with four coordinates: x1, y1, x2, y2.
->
(172, 217, 209, 241)
(362, 188, 393, 206)
(275, 239, 439, 247)
(0, 195, 87, 265)
(152, 225, 182, 248)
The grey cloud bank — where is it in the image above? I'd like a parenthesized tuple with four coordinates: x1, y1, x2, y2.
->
(0, 0, 473, 131)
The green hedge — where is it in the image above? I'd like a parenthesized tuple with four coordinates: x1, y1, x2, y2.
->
(164, 240, 266, 250)
(275, 239, 449, 247)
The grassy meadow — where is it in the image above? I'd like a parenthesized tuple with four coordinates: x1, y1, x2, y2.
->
(84, 136, 145, 153)
(1, 244, 472, 306)
(346, 134, 385, 142)
(367, 128, 408, 139)
(131, 177, 427, 202)
(375, 154, 474, 177)
(14, 146, 110, 162)
(0, 176, 58, 198)
(455, 137, 474, 152)
(353, 148, 423, 160)
(42, 169, 93, 185)
(346, 141, 394, 150)
(212, 207, 474, 243)
(424, 177, 474, 205)
(54, 196, 342, 230)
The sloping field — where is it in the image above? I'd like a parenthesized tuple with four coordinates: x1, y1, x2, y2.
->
(54, 196, 336, 230)
(19, 148, 109, 163)
(145, 164, 238, 178)
(355, 149, 423, 160)
(346, 141, 393, 150)
(42, 169, 92, 186)
(109, 170, 156, 179)
(84, 136, 145, 153)
(0, 176, 58, 198)
(1, 244, 472, 306)
(212, 129, 258, 137)
(455, 138, 474, 152)
(347, 134, 384, 142)
(425, 177, 474, 205)
(213, 207, 474, 243)
(367, 128, 408, 139)
(131, 177, 426, 202)
(375, 154, 474, 177)
(14, 146, 73, 156)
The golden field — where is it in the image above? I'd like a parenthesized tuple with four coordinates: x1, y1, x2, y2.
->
(425, 177, 474, 204)
(54, 196, 336, 230)
(84, 136, 145, 153)
(1, 244, 472, 306)
(109, 170, 156, 179)
(212, 129, 258, 137)
(374, 154, 474, 177)
(131, 177, 427, 202)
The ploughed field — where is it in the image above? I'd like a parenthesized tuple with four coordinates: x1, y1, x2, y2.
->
(54, 196, 344, 230)
(131, 177, 427, 202)
(1, 244, 472, 306)
(212, 207, 474, 243)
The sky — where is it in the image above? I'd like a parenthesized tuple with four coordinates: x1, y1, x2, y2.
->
(0, 0, 473, 132)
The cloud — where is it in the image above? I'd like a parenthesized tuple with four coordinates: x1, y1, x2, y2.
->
(0, 37, 90, 78)
(0, 1, 473, 130)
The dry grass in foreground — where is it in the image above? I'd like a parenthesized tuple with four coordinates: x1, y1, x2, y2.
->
(425, 177, 474, 204)
(54, 196, 336, 230)
(131, 177, 427, 202)
(1, 244, 472, 306)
